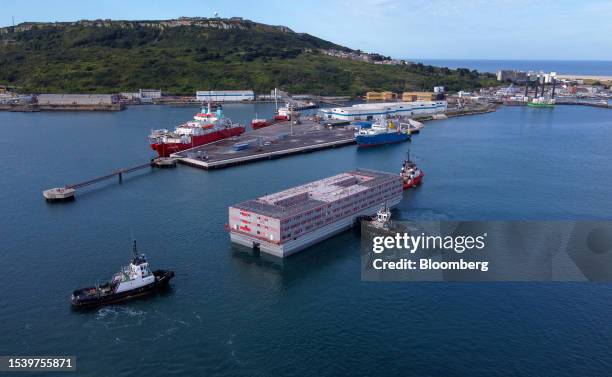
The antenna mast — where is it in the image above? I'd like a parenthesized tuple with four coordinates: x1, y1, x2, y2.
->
(274, 88, 278, 111)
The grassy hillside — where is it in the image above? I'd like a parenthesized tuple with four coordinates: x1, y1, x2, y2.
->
(0, 19, 496, 95)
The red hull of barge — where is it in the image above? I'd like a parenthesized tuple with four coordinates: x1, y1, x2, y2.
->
(151, 126, 245, 157)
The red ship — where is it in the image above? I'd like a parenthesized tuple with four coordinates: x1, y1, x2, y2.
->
(400, 152, 424, 189)
(149, 104, 245, 157)
(251, 119, 271, 129)
(250, 103, 292, 130)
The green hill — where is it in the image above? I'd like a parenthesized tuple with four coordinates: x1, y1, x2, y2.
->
(0, 18, 496, 95)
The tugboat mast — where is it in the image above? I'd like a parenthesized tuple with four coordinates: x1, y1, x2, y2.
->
(132, 240, 138, 258)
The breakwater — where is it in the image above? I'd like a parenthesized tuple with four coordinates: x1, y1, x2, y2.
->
(0, 103, 125, 112)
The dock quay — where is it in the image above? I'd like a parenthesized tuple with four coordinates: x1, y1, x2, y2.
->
(555, 100, 610, 109)
(43, 158, 176, 202)
(411, 103, 497, 121)
(0, 103, 125, 112)
(171, 120, 356, 170)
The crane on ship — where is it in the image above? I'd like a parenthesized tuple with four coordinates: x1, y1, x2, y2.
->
(274, 88, 298, 110)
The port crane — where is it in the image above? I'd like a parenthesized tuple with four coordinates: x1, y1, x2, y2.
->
(274, 88, 316, 112)
(274, 88, 298, 109)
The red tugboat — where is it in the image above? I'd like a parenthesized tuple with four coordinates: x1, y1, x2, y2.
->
(273, 104, 291, 121)
(400, 152, 424, 189)
(250, 103, 292, 130)
(251, 118, 271, 129)
(149, 103, 245, 157)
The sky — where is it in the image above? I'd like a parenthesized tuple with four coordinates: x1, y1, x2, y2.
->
(2, 0, 611, 60)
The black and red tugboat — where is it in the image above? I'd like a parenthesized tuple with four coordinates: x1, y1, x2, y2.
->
(71, 241, 174, 309)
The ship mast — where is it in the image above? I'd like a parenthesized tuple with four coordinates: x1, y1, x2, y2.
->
(132, 240, 138, 258)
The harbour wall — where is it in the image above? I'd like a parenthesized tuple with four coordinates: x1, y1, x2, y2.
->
(0, 103, 125, 112)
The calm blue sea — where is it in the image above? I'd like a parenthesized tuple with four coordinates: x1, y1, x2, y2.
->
(412, 59, 612, 76)
(1, 104, 612, 376)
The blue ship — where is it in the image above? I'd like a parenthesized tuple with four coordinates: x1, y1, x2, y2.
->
(355, 119, 411, 147)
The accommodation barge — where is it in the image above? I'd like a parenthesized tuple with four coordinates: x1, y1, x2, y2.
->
(228, 169, 403, 257)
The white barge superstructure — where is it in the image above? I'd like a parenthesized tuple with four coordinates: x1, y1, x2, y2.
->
(320, 101, 447, 121)
(228, 169, 403, 257)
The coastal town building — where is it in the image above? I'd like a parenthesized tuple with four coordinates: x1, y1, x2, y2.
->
(497, 70, 528, 82)
(320, 49, 407, 66)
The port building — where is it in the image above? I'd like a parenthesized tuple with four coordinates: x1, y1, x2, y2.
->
(138, 89, 162, 103)
(139, 89, 162, 99)
(120, 89, 162, 102)
(228, 169, 403, 257)
(196, 90, 255, 102)
(35, 94, 119, 105)
(402, 91, 436, 102)
(365, 91, 396, 101)
(120, 92, 140, 100)
(320, 101, 447, 121)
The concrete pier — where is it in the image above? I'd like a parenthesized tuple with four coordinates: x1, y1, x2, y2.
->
(171, 120, 356, 169)
(42, 158, 173, 202)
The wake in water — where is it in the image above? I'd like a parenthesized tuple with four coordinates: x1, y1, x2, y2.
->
(87, 306, 196, 343)
(85, 306, 148, 331)
(95, 306, 146, 320)
(225, 334, 243, 365)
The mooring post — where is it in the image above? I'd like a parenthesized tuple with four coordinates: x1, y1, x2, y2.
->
(118, 171, 123, 183)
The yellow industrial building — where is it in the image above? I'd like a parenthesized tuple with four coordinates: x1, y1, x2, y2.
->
(365, 91, 396, 101)
(402, 91, 436, 102)
(366, 91, 438, 102)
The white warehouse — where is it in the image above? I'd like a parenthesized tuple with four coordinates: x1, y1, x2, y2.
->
(196, 90, 255, 102)
(320, 101, 447, 121)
